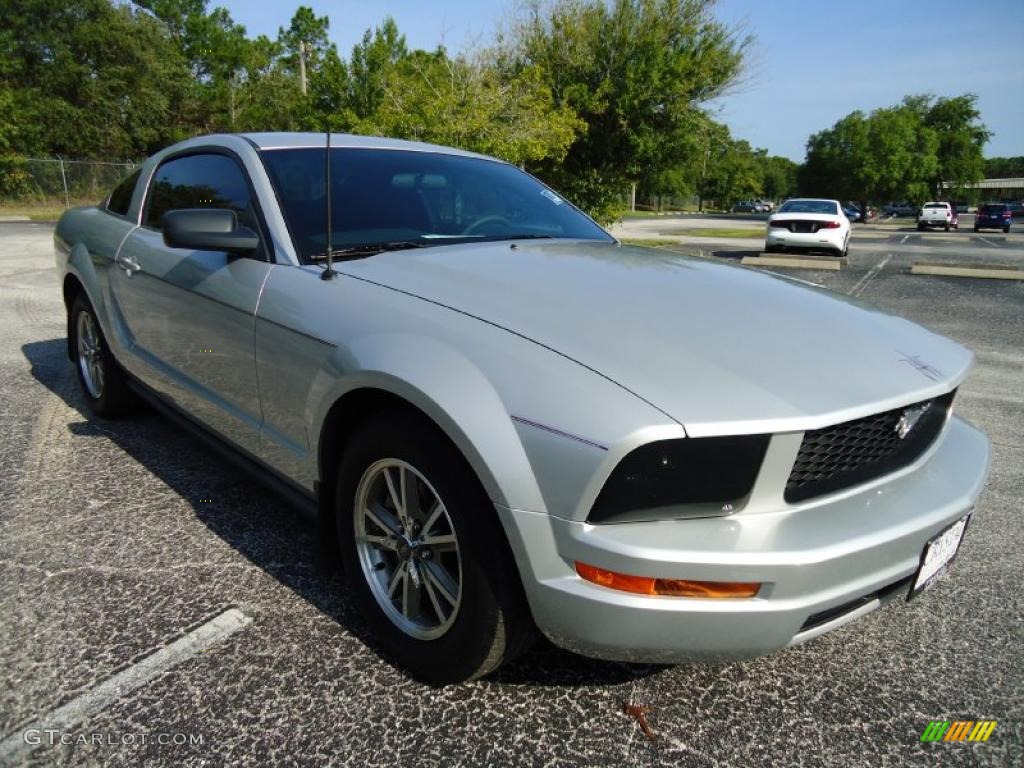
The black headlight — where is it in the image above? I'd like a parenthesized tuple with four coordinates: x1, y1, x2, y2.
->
(587, 435, 770, 524)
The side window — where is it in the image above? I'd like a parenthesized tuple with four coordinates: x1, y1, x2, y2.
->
(144, 154, 258, 232)
(106, 168, 141, 216)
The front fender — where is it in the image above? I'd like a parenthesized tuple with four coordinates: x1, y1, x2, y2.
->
(310, 333, 545, 512)
(255, 265, 677, 518)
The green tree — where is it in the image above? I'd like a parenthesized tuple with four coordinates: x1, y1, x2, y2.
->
(757, 153, 798, 201)
(703, 138, 762, 209)
(135, 0, 250, 131)
(799, 94, 988, 211)
(907, 94, 989, 199)
(347, 18, 408, 122)
(1, 0, 192, 159)
(799, 104, 939, 212)
(984, 156, 1024, 178)
(509, 0, 748, 220)
(357, 47, 580, 166)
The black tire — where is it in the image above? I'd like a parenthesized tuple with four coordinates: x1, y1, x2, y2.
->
(1004, 226, 1011, 234)
(69, 294, 129, 417)
(944, 223, 950, 232)
(917, 223, 925, 231)
(974, 227, 979, 233)
(336, 410, 533, 685)
(764, 243, 777, 253)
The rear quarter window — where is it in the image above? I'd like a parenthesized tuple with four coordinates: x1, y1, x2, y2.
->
(106, 168, 142, 216)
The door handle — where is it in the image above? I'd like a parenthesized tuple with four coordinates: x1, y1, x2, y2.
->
(115, 253, 140, 275)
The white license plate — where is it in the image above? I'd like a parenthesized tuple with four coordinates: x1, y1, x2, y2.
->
(910, 514, 970, 598)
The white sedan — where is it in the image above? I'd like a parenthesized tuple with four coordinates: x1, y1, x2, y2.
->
(765, 198, 851, 258)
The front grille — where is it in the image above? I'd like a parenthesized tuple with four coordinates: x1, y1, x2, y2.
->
(785, 391, 955, 503)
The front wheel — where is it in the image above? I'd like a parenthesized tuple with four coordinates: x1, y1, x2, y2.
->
(70, 294, 129, 417)
(336, 410, 533, 684)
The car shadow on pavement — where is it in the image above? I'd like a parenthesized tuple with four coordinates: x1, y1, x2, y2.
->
(707, 249, 755, 261)
(22, 338, 661, 688)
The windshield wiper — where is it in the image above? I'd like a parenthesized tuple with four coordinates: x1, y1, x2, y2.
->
(311, 240, 427, 261)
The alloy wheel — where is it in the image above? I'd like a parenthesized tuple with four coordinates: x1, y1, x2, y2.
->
(76, 310, 105, 399)
(353, 459, 463, 640)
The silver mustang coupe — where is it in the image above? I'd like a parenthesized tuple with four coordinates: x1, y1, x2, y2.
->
(55, 133, 990, 684)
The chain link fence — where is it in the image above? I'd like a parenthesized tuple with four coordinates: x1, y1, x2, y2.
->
(1, 157, 138, 209)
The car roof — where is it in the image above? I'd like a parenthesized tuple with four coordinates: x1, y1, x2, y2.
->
(239, 132, 501, 162)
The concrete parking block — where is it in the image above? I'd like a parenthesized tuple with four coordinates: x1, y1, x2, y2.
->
(910, 261, 1024, 280)
(742, 254, 846, 270)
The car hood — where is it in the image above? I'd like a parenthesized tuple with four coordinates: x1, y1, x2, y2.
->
(342, 241, 972, 436)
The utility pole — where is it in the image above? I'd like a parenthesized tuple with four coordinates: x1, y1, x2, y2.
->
(298, 41, 308, 95)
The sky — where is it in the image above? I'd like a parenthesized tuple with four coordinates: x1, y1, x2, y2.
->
(218, 0, 1024, 162)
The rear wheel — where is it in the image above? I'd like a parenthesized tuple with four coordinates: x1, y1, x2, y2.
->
(69, 294, 129, 417)
(974, 226, 980, 233)
(336, 410, 533, 684)
(944, 222, 950, 231)
(917, 223, 925, 231)
(1005, 226, 1011, 233)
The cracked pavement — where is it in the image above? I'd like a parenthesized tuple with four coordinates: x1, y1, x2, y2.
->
(0, 220, 1021, 766)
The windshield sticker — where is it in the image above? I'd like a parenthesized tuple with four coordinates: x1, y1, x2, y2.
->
(540, 189, 563, 205)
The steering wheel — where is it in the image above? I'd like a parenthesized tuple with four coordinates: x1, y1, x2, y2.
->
(462, 216, 513, 236)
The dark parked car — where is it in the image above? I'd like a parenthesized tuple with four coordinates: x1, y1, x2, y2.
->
(974, 203, 1012, 233)
(890, 203, 918, 217)
(843, 204, 875, 223)
(731, 201, 757, 213)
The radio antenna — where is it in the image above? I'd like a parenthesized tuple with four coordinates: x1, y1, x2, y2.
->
(321, 128, 336, 280)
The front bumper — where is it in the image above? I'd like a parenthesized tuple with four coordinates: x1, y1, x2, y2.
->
(765, 228, 845, 252)
(498, 416, 989, 663)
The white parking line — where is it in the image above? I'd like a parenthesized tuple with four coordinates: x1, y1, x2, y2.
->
(848, 254, 892, 297)
(900, 235, 909, 244)
(760, 270, 825, 288)
(0, 608, 251, 763)
(977, 236, 1001, 248)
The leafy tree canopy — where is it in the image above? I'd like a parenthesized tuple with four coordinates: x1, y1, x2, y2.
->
(798, 94, 988, 207)
(505, 0, 749, 218)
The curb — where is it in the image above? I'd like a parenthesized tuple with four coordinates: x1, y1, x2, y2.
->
(742, 254, 846, 271)
(910, 262, 1024, 280)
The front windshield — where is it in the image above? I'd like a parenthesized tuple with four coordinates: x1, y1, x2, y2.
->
(260, 147, 612, 259)
(778, 200, 838, 215)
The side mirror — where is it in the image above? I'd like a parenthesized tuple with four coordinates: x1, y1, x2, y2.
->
(162, 209, 259, 253)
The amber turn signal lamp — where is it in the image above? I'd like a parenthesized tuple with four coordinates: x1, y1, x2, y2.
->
(575, 562, 760, 598)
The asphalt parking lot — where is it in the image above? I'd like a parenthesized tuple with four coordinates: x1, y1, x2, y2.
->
(1, 219, 1022, 767)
